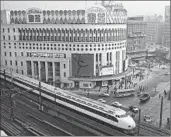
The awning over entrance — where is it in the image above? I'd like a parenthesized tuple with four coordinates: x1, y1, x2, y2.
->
(132, 57, 146, 61)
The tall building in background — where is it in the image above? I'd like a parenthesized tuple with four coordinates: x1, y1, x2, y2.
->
(1, 2, 131, 89)
(144, 15, 163, 44)
(163, 6, 170, 47)
(157, 20, 164, 45)
(127, 16, 147, 64)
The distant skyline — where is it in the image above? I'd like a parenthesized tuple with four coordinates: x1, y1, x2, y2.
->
(1, 1, 170, 18)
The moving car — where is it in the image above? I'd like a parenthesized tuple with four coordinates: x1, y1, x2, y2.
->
(143, 115, 151, 122)
(97, 98, 106, 103)
(160, 65, 167, 69)
(165, 72, 170, 75)
(129, 106, 139, 113)
(99, 92, 110, 97)
(111, 101, 122, 108)
(139, 93, 150, 103)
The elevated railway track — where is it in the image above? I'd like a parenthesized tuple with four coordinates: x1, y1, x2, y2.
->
(0, 75, 170, 136)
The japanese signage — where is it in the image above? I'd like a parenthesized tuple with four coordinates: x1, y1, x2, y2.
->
(99, 66, 114, 76)
(87, 13, 96, 23)
(97, 13, 105, 23)
(26, 8, 43, 23)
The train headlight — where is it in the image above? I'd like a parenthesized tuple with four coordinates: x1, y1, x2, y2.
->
(128, 125, 131, 128)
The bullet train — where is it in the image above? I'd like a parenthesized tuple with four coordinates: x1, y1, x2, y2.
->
(0, 70, 136, 135)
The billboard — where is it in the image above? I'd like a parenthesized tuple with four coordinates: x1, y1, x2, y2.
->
(99, 65, 114, 76)
(72, 54, 94, 77)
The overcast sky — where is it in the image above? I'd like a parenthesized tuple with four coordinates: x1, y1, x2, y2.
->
(1, 1, 170, 17)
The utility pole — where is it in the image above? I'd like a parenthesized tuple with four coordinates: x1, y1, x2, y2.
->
(125, 74, 127, 89)
(38, 81, 43, 111)
(159, 96, 163, 127)
(138, 109, 141, 136)
(9, 91, 14, 121)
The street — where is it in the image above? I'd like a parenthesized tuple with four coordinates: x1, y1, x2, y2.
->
(73, 63, 170, 129)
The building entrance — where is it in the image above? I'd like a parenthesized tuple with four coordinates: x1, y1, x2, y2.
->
(75, 81, 79, 88)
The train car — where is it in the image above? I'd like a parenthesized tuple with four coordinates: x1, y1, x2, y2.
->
(0, 130, 8, 136)
(0, 70, 136, 135)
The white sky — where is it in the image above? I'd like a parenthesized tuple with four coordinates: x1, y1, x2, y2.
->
(1, 1, 170, 17)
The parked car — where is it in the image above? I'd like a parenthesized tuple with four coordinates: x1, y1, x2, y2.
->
(144, 115, 152, 122)
(161, 65, 167, 69)
(129, 106, 139, 113)
(97, 98, 106, 103)
(111, 101, 122, 108)
(100, 93, 110, 97)
(165, 72, 170, 75)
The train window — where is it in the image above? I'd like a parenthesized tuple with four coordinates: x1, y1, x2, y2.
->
(72, 97, 76, 100)
(93, 105, 98, 108)
(99, 107, 104, 110)
(87, 103, 92, 106)
(76, 99, 80, 102)
(108, 110, 113, 114)
(82, 101, 86, 104)
(66, 96, 71, 98)
(111, 116, 119, 122)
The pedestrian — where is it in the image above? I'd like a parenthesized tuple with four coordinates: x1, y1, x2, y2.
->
(164, 90, 167, 96)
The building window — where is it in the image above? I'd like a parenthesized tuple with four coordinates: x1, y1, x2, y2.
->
(64, 64, 66, 68)
(22, 70, 24, 74)
(21, 52, 23, 56)
(15, 52, 17, 57)
(21, 61, 23, 66)
(14, 36, 16, 40)
(4, 52, 6, 56)
(10, 52, 12, 57)
(8, 36, 10, 40)
(3, 28, 4, 32)
(15, 61, 18, 66)
(64, 72, 66, 77)
(3, 35, 5, 40)
(10, 61, 12, 66)
(13, 28, 15, 32)
(5, 60, 7, 65)
(8, 28, 10, 33)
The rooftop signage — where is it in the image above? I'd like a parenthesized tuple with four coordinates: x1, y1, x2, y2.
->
(26, 8, 43, 24)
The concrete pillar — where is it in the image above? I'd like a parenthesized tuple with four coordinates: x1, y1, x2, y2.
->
(45, 61, 48, 83)
(31, 61, 34, 79)
(53, 62, 55, 86)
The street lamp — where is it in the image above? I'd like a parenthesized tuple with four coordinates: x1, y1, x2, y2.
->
(125, 74, 127, 89)
(138, 109, 141, 136)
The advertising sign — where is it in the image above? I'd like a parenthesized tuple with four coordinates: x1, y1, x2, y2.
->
(72, 54, 94, 77)
(99, 66, 114, 76)
(26, 8, 43, 23)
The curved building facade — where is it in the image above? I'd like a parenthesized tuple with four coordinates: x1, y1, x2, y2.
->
(1, 2, 131, 89)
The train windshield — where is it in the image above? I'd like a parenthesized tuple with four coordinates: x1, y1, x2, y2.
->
(116, 112, 128, 118)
